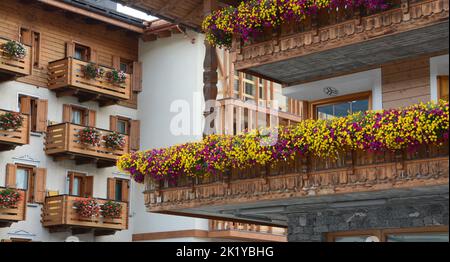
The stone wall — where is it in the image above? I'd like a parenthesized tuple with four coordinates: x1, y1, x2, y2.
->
(287, 196, 449, 242)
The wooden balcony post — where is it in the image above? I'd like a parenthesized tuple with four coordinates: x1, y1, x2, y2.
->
(401, 0, 411, 21)
(203, 0, 219, 137)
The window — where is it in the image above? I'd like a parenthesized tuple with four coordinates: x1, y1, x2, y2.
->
(312, 92, 371, 120)
(20, 28, 40, 68)
(243, 74, 256, 102)
(327, 227, 449, 242)
(107, 178, 130, 202)
(120, 58, 133, 74)
(5, 163, 46, 203)
(74, 43, 90, 61)
(63, 105, 96, 127)
(67, 172, 93, 198)
(110, 116, 140, 151)
(18, 95, 48, 133)
(117, 118, 129, 135)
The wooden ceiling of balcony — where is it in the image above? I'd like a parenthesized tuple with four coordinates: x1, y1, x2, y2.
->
(118, 0, 238, 30)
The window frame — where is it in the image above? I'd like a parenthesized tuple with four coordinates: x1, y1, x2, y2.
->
(67, 171, 92, 198)
(310, 91, 372, 120)
(15, 164, 35, 203)
(437, 75, 449, 101)
(73, 43, 91, 62)
(116, 116, 131, 135)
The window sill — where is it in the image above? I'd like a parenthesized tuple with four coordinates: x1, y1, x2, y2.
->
(30, 132, 43, 137)
(26, 203, 40, 208)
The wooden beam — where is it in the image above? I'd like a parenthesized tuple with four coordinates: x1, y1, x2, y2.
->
(37, 0, 144, 33)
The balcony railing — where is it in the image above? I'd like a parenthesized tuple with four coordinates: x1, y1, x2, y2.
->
(45, 123, 129, 168)
(48, 57, 131, 106)
(232, 0, 449, 83)
(0, 188, 27, 227)
(41, 195, 128, 235)
(0, 109, 30, 152)
(144, 143, 449, 216)
(0, 37, 31, 79)
(209, 220, 287, 242)
(216, 98, 303, 135)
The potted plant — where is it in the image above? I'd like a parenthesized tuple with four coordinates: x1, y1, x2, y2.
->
(74, 198, 100, 218)
(78, 127, 101, 147)
(0, 188, 21, 209)
(101, 201, 122, 218)
(1, 40, 26, 59)
(82, 62, 105, 80)
(106, 69, 127, 84)
(103, 132, 125, 150)
(0, 112, 24, 131)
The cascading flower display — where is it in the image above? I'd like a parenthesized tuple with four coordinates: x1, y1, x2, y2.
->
(107, 69, 127, 84)
(118, 101, 449, 184)
(202, 0, 391, 48)
(104, 132, 126, 150)
(101, 201, 122, 218)
(82, 62, 105, 80)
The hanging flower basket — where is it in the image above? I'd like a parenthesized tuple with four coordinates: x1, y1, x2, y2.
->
(82, 62, 105, 80)
(1, 40, 27, 59)
(106, 69, 127, 84)
(0, 112, 24, 131)
(78, 127, 101, 147)
(103, 132, 125, 150)
(74, 198, 100, 218)
(101, 201, 122, 218)
(0, 188, 21, 209)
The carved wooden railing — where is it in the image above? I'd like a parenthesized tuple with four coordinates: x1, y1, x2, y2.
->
(210, 220, 287, 235)
(41, 195, 128, 231)
(144, 143, 449, 212)
(45, 123, 129, 166)
(233, 0, 449, 70)
(0, 188, 27, 226)
(48, 57, 131, 102)
(0, 37, 31, 78)
(216, 98, 304, 135)
(0, 109, 30, 152)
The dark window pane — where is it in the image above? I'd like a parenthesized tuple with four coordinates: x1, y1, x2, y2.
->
(334, 102, 351, 118)
(115, 181, 122, 201)
(351, 99, 369, 114)
(245, 83, 255, 96)
(317, 105, 334, 120)
(117, 120, 127, 135)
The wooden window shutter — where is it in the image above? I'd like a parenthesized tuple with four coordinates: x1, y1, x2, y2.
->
(132, 61, 143, 92)
(65, 42, 74, 58)
(112, 56, 120, 70)
(90, 49, 98, 63)
(88, 110, 96, 127)
(129, 120, 140, 151)
(107, 178, 116, 200)
(20, 28, 32, 46)
(84, 176, 94, 198)
(19, 96, 31, 115)
(121, 180, 130, 202)
(5, 164, 17, 188)
(68, 172, 75, 195)
(62, 104, 72, 123)
(33, 168, 47, 203)
(35, 99, 48, 132)
(110, 116, 118, 132)
(438, 76, 449, 101)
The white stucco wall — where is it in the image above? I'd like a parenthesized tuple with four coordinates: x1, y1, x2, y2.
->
(129, 31, 210, 240)
(0, 80, 137, 242)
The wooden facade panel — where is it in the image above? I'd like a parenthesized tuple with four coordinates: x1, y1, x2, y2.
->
(0, 0, 139, 107)
(382, 57, 431, 109)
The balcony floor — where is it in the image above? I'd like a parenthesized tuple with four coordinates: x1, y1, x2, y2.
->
(243, 22, 449, 85)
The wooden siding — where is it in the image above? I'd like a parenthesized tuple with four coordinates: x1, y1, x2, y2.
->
(0, 0, 139, 107)
(382, 57, 431, 109)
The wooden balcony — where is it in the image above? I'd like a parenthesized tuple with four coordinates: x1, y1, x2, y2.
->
(144, 143, 449, 225)
(45, 123, 129, 168)
(233, 0, 449, 85)
(48, 57, 131, 106)
(216, 98, 304, 135)
(0, 37, 31, 81)
(0, 109, 30, 152)
(41, 195, 128, 236)
(0, 188, 27, 228)
(209, 220, 287, 242)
